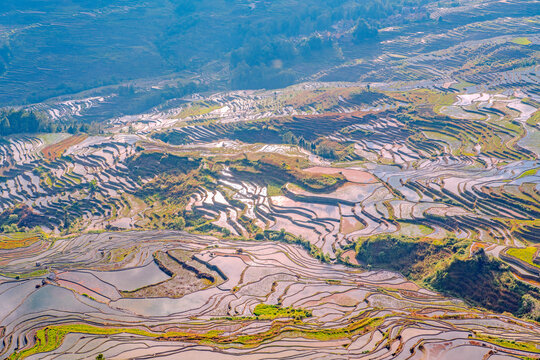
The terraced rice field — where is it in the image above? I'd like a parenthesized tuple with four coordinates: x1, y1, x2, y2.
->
(1, 230, 539, 360)
(1, 0, 540, 356)
(0, 82, 538, 358)
(0, 134, 140, 231)
(0, 86, 539, 254)
(0, 232, 42, 250)
(41, 134, 88, 160)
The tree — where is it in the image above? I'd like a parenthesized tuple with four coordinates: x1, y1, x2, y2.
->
(88, 180, 98, 194)
(8, 214, 18, 223)
(0, 115, 10, 136)
(352, 19, 377, 43)
(0, 109, 51, 136)
(281, 131, 297, 144)
(172, 216, 185, 230)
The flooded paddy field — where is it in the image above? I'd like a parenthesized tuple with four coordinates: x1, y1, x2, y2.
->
(1, 230, 539, 359)
(1, 0, 539, 355)
(1, 81, 540, 345)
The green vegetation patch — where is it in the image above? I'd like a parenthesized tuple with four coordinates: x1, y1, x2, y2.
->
(8, 324, 221, 360)
(355, 235, 467, 280)
(11, 313, 384, 358)
(517, 168, 539, 179)
(253, 304, 312, 320)
(428, 251, 540, 320)
(173, 101, 221, 119)
(0, 268, 49, 280)
(267, 180, 284, 196)
(527, 110, 540, 126)
(474, 334, 540, 353)
(355, 235, 540, 321)
(511, 37, 532, 45)
(452, 80, 476, 91)
(396, 222, 434, 237)
(0, 204, 50, 233)
(232, 313, 385, 345)
(0, 231, 43, 250)
(506, 247, 540, 269)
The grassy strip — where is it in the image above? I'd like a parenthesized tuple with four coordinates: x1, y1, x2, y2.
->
(10, 314, 384, 358)
(211, 304, 312, 321)
(0, 268, 49, 280)
(267, 179, 284, 196)
(527, 110, 540, 126)
(506, 247, 540, 269)
(517, 168, 539, 179)
(9, 324, 222, 360)
(474, 334, 540, 353)
(253, 304, 312, 320)
(231, 315, 384, 346)
(511, 37, 532, 45)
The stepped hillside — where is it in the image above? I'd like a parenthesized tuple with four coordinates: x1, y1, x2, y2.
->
(1, 0, 540, 359)
(2, 0, 538, 120)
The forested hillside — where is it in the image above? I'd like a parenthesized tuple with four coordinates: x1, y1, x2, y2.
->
(0, 110, 51, 136)
(0, 0, 433, 105)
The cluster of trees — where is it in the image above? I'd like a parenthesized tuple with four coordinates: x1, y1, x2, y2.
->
(162, 0, 434, 90)
(226, 14, 378, 88)
(281, 131, 352, 160)
(0, 81, 202, 137)
(355, 234, 540, 320)
(229, 35, 334, 89)
(0, 109, 51, 136)
(0, 108, 104, 136)
(0, 213, 19, 233)
(1, 0, 434, 105)
(0, 204, 47, 232)
(0, 0, 433, 105)
(353, 19, 378, 43)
